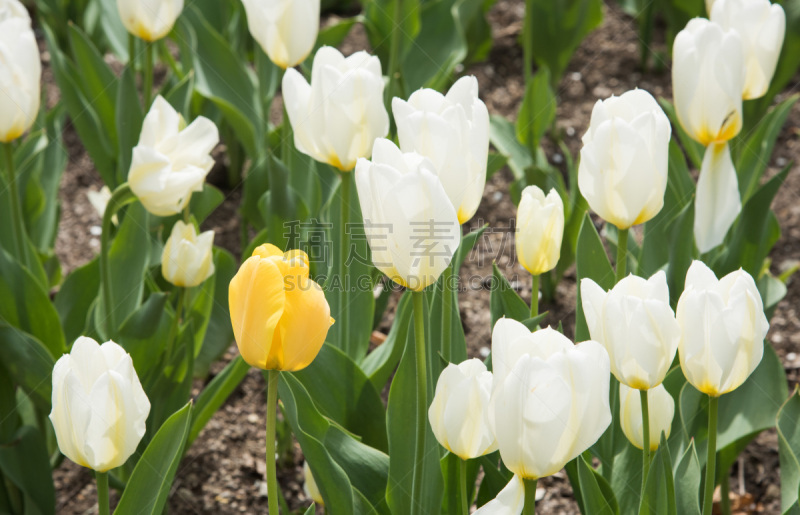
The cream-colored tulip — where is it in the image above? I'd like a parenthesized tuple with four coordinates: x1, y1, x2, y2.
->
(392, 76, 490, 223)
(676, 261, 768, 397)
(355, 139, 460, 291)
(490, 319, 611, 479)
(117, 0, 183, 42)
(283, 46, 389, 171)
(673, 19, 745, 146)
(474, 475, 525, 515)
(303, 462, 324, 506)
(711, 0, 785, 100)
(428, 359, 497, 460)
(580, 271, 680, 390)
(128, 96, 219, 217)
(0, 0, 40, 143)
(242, 0, 320, 69)
(515, 186, 564, 276)
(619, 383, 674, 451)
(578, 89, 671, 229)
(161, 221, 215, 287)
(695, 142, 741, 253)
(49, 337, 151, 472)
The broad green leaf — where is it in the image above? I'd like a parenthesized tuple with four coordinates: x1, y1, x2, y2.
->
(640, 434, 676, 515)
(189, 356, 250, 446)
(666, 202, 695, 307)
(96, 0, 131, 60)
(0, 365, 18, 443)
(758, 272, 787, 320)
(516, 68, 555, 150)
(0, 323, 55, 410)
(574, 213, 614, 341)
(116, 66, 144, 186)
(362, 291, 412, 391)
(674, 442, 702, 515)
(0, 425, 56, 515)
(778, 387, 800, 512)
(489, 262, 530, 327)
(55, 258, 100, 344)
(489, 114, 533, 181)
(577, 454, 620, 515)
(364, 0, 421, 76)
(118, 292, 171, 374)
(164, 71, 196, 119)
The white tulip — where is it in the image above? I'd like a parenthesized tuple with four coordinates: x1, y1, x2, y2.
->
(694, 142, 741, 253)
(354, 138, 460, 291)
(128, 96, 219, 217)
(474, 475, 525, 515)
(0, 0, 40, 143)
(673, 19, 745, 146)
(619, 383, 675, 451)
(515, 186, 564, 276)
(49, 337, 150, 472)
(303, 462, 324, 506)
(116, 0, 183, 42)
(428, 359, 497, 460)
(392, 76, 490, 223)
(578, 89, 671, 229)
(162, 221, 215, 287)
(242, 0, 320, 69)
(490, 319, 612, 479)
(711, 0, 785, 100)
(580, 271, 680, 390)
(676, 261, 768, 397)
(283, 46, 389, 171)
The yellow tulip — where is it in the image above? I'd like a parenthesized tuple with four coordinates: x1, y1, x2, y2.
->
(229, 244, 333, 371)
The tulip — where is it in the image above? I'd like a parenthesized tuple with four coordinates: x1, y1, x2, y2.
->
(710, 0, 785, 100)
(706, 0, 715, 13)
(161, 221, 215, 287)
(490, 319, 612, 480)
(303, 462, 324, 506)
(49, 337, 151, 472)
(392, 76, 490, 224)
(515, 186, 564, 276)
(474, 475, 525, 515)
(673, 19, 745, 146)
(620, 383, 674, 451)
(578, 89, 671, 229)
(676, 261, 768, 397)
(128, 96, 219, 217)
(580, 270, 680, 390)
(354, 138, 460, 291)
(0, 0, 40, 143)
(694, 142, 741, 253)
(428, 359, 497, 460)
(116, 0, 184, 42)
(242, 0, 320, 69)
(283, 46, 389, 171)
(229, 244, 333, 371)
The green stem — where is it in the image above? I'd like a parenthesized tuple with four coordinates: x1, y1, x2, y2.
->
(385, 0, 403, 108)
(128, 34, 136, 66)
(282, 99, 292, 170)
(522, 478, 538, 515)
(702, 395, 719, 515)
(640, 389, 651, 494)
(163, 287, 186, 369)
(100, 183, 135, 339)
(159, 40, 184, 81)
(410, 291, 428, 515)
(143, 41, 154, 109)
(639, 0, 656, 71)
(3, 143, 26, 266)
(720, 472, 731, 515)
(530, 274, 539, 320)
(458, 458, 469, 515)
(441, 261, 454, 363)
(522, 0, 536, 153)
(96, 472, 109, 515)
(266, 370, 281, 515)
(615, 227, 629, 283)
(338, 171, 351, 355)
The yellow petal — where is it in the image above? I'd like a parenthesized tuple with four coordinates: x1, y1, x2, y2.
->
(274, 275, 333, 372)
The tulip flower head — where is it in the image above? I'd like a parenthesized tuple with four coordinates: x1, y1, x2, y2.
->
(0, 0, 40, 143)
(676, 261, 768, 397)
(580, 271, 680, 390)
(283, 47, 390, 171)
(578, 89, 671, 229)
(117, 0, 183, 42)
(711, 0, 785, 100)
(303, 462, 324, 506)
(392, 76, 490, 224)
(229, 244, 333, 371)
(474, 475, 525, 515)
(515, 186, 565, 276)
(428, 359, 498, 460)
(242, 0, 320, 69)
(162, 221, 215, 287)
(49, 337, 151, 472)
(128, 96, 219, 217)
(619, 383, 675, 451)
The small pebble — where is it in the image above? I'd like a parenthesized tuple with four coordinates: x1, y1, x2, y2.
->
(492, 191, 503, 203)
(776, 157, 788, 167)
(536, 488, 546, 501)
(247, 413, 259, 424)
(566, 127, 575, 137)
(787, 352, 796, 362)
(479, 346, 490, 358)
(89, 225, 102, 236)
(552, 153, 564, 164)
(570, 72, 582, 81)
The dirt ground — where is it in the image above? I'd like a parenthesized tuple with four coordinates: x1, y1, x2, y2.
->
(49, 0, 799, 513)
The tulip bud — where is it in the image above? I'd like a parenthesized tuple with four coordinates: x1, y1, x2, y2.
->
(580, 271, 680, 390)
(49, 337, 151, 472)
(676, 261, 768, 397)
(0, 0, 41, 143)
(619, 384, 675, 451)
(303, 462, 324, 506)
(283, 47, 389, 171)
(242, 0, 320, 69)
(711, 0, 785, 100)
(515, 186, 564, 276)
(578, 89, 671, 229)
(392, 76, 490, 224)
(229, 244, 334, 371)
(428, 359, 497, 460)
(490, 319, 612, 479)
(694, 142, 741, 253)
(474, 475, 525, 515)
(129, 96, 219, 217)
(673, 19, 745, 146)
(355, 138, 460, 291)
(161, 221, 215, 287)
(117, 0, 184, 42)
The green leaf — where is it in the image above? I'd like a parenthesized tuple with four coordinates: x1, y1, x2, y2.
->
(666, 202, 695, 307)
(364, 0, 421, 74)
(115, 402, 193, 515)
(577, 454, 620, 515)
(116, 66, 144, 186)
(117, 292, 171, 373)
(574, 213, 614, 341)
(362, 291, 413, 391)
(639, 434, 676, 515)
(189, 356, 250, 446)
(516, 68, 555, 150)
(0, 425, 56, 515)
(490, 114, 533, 181)
(490, 262, 530, 327)
(778, 387, 800, 512)
(475, 453, 514, 508)
(0, 323, 55, 410)
(164, 71, 196, 119)
(55, 258, 100, 344)
(674, 442, 702, 515)
(660, 99, 704, 170)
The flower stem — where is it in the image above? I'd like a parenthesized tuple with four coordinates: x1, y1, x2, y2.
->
(458, 458, 469, 515)
(530, 274, 540, 320)
(266, 369, 281, 515)
(385, 0, 403, 109)
(441, 261, 454, 363)
(615, 227, 629, 283)
(702, 395, 719, 515)
(338, 171, 351, 355)
(720, 472, 732, 515)
(99, 183, 135, 339)
(96, 471, 109, 515)
(163, 287, 186, 370)
(411, 290, 428, 515)
(640, 389, 651, 494)
(143, 41, 154, 109)
(128, 34, 136, 66)
(522, 478, 538, 515)
(3, 142, 26, 266)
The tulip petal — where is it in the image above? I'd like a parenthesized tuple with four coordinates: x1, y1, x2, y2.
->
(474, 475, 525, 515)
(694, 143, 741, 253)
(273, 273, 332, 372)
